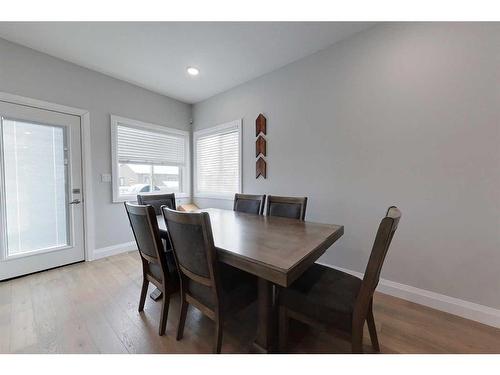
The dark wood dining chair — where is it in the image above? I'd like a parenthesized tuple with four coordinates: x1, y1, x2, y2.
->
(278, 206, 401, 353)
(124, 202, 179, 336)
(162, 207, 257, 353)
(137, 193, 177, 300)
(266, 195, 308, 220)
(137, 192, 176, 214)
(233, 193, 266, 215)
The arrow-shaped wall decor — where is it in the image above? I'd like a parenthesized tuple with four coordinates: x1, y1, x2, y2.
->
(256, 135, 266, 157)
(256, 156, 267, 178)
(256, 114, 267, 136)
(256, 114, 267, 179)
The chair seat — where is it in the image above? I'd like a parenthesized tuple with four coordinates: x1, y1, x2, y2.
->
(188, 263, 257, 313)
(281, 263, 362, 328)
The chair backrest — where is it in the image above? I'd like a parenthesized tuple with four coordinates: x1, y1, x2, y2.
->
(162, 207, 220, 313)
(233, 193, 266, 215)
(137, 193, 176, 215)
(266, 195, 308, 221)
(354, 206, 401, 318)
(125, 202, 170, 284)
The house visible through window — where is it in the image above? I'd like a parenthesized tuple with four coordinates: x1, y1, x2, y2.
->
(111, 115, 190, 202)
(194, 119, 241, 199)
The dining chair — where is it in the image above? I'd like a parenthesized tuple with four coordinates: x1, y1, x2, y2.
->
(278, 206, 401, 353)
(266, 195, 308, 220)
(124, 202, 179, 335)
(137, 192, 177, 300)
(137, 192, 176, 214)
(233, 193, 266, 215)
(162, 207, 257, 353)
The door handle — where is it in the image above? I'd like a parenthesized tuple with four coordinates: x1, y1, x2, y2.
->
(69, 199, 81, 205)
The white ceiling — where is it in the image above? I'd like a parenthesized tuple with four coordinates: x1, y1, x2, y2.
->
(0, 22, 375, 104)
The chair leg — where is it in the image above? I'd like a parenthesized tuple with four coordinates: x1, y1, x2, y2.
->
(278, 305, 289, 353)
(176, 296, 188, 340)
(159, 293, 170, 336)
(213, 314, 223, 354)
(351, 320, 364, 354)
(367, 301, 380, 352)
(138, 279, 149, 312)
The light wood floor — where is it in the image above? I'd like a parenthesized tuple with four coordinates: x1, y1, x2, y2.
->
(1, 251, 499, 354)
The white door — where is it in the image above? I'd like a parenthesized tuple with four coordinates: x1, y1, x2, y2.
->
(0, 101, 85, 280)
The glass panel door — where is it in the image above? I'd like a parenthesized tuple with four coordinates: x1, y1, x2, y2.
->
(0, 100, 83, 280)
(2, 119, 70, 256)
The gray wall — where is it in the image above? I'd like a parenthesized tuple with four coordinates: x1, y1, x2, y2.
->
(0, 37, 192, 249)
(193, 23, 500, 309)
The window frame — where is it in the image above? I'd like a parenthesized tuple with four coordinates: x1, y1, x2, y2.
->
(110, 115, 190, 203)
(193, 119, 242, 200)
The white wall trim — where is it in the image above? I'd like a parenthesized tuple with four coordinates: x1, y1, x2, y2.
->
(0, 91, 95, 263)
(81, 112, 94, 263)
(0, 92, 88, 116)
(317, 261, 500, 329)
(91, 241, 137, 261)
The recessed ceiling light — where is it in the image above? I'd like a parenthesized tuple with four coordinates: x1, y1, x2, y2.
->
(187, 66, 200, 76)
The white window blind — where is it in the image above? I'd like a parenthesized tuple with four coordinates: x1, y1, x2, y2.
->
(195, 121, 241, 197)
(111, 115, 190, 202)
(116, 124, 186, 166)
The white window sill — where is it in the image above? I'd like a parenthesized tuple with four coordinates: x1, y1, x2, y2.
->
(193, 193, 236, 201)
(113, 192, 191, 203)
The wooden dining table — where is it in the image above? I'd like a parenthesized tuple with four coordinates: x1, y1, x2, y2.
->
(156, 207, 344, 353)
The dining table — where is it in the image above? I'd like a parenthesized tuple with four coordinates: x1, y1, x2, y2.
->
(156, 207, 344, 353)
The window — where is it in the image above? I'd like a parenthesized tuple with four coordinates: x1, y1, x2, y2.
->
(193, 119, 242, 199)
(111, 115, 190, 202)
(1, 119, 69, 255)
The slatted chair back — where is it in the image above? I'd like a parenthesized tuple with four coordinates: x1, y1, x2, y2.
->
(353, 206, 401, 323)
(137, 193, 176, 215)
(125, 202, 170, 286)
(233, 193, 266, 215)
(266, 195, 308, 220)
(162, 207, 221, 319)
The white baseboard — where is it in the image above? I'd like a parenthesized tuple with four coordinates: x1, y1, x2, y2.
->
(91, 241, 137, 261)
(317, 262, 500, 329)
(87, 245, 500, 329)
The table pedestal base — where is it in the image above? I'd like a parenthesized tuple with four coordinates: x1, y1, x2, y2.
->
(149, 288, 162, 301)
(253, 278, 277, 353)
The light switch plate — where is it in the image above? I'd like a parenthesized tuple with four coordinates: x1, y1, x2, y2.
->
(101, 173, 112, 183)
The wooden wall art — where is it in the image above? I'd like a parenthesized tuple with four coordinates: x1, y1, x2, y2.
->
(256, 156, 267, 179)
(256, 114, 267, 136)
(256, 135, 266, 157)
(255, 114, 267, 179)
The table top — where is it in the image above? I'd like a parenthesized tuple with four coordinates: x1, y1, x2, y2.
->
(157, 208, 343, 287)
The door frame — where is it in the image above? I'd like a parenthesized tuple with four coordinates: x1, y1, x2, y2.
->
(0, 91, 94, 262)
